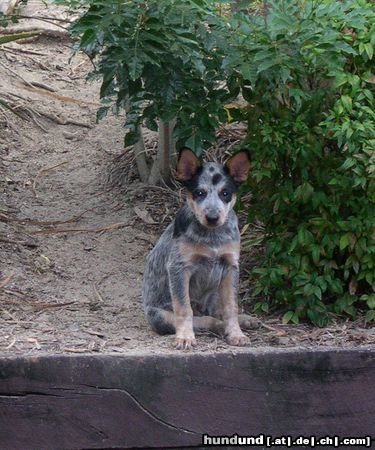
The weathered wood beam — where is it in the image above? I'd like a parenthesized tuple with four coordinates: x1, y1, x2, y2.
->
(0, 349, 374, 449)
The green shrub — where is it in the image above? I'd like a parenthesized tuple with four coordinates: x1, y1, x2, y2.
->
(58, 0, 234, 154)
(58, 0, 374, 325)
(225, 0, 375, 325)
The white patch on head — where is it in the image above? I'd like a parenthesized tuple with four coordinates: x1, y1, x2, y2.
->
(188, 163, 236, 228)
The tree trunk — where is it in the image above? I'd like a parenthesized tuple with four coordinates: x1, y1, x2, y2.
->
(133, 127, 149, 183)
(148, 120, 176, 185)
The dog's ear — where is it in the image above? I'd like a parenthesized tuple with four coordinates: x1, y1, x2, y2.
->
(176, 148, 201, 182)
(225, 150, 250, 184)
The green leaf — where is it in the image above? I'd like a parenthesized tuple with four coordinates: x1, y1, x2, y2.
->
(290, 313, 299, 324)
(341, 95, 352, 112)
(124, 129, 140, 147)
(334, 73, 348, 88)
(340, 158, 356, 171)
(339, 234, 350, 251)
(80, 28, 96, 48)
(364, 43, 373, 60)
(282, 311, 294, 324)
(184, 134, 203, 156)
(96, 106, 109, 122)
(313, 286, 322, 300)
(297, 227, 306, 245)
(366, 295, 375, 309)
(312, 246, 320, 265)
(128, 56, 144, 81)
(294, 182, 314, 203)
(257, 59, 277, 74)
(297, 227, 313, 246)
(289, 236, 299, 253)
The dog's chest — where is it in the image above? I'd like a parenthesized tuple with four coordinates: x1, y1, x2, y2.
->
(186, 243, 238, 302)
(180, 240, 240, 269)
(190, 253, 227, 287)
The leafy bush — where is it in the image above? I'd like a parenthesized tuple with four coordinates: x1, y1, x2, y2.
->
(225, 0, 375, 325)
(59, 0, 374, 325)
(58, 0, 235, 154)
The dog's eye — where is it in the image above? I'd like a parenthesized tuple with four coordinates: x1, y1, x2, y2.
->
(193, 189, 206, 200)
(220, 189, 232, 202)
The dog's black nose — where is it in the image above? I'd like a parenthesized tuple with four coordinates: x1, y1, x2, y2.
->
(206, 214, 219, 225)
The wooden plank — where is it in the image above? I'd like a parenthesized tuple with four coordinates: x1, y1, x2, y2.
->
(0, 349, 374, 449)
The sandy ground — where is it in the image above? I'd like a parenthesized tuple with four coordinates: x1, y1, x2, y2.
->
(0, 2, 374, 357)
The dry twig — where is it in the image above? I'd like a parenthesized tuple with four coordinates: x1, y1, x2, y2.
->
(0, 273, 14, 289)
(33, 301, 75, 311)
(30, 221, 130, 235)
(34, 110, 93, 128)
(21, 84, 100, 107)
(32, 161, 68, 196)
(92, 284, 104, 303)
(63, 347, 89, 353)
(5, 209, 92, 226)
(5, 338, 17, 350)
(0, 236, 38, 248)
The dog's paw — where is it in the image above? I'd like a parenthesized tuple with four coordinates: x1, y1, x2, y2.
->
(174, 336, 197, 350)
(225, 333, 250, 347)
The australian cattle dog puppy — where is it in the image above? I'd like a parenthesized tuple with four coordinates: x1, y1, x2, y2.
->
(142, 148, 252, 349)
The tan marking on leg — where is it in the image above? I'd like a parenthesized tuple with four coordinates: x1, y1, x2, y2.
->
(219, 270, 250, 347)
(172, 298, 196, 350)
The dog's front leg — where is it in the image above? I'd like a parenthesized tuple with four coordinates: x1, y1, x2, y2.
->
(220, 266, 250, 346)
(167, 260, 196, 349)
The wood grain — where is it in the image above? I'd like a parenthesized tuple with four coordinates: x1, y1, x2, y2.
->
(0, 349, 374, 449)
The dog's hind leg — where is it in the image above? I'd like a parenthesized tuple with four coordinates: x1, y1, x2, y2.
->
(238, 313, 260, 330)
(145, 306, 224, 337)
(193, 316, 224, 335)
(145, 307, 175, 335)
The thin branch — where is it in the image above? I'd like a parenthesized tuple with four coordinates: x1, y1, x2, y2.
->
(0, 60, 34, 88)
(1, 15, 70, 31)
(18, 209, 93, 226)
(32, 161, 69, 196)
(29, 221, 130, 235)
(0, 273, 14, 289)
(8, 14, 72, 24)
(2, 45, 48, 56)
